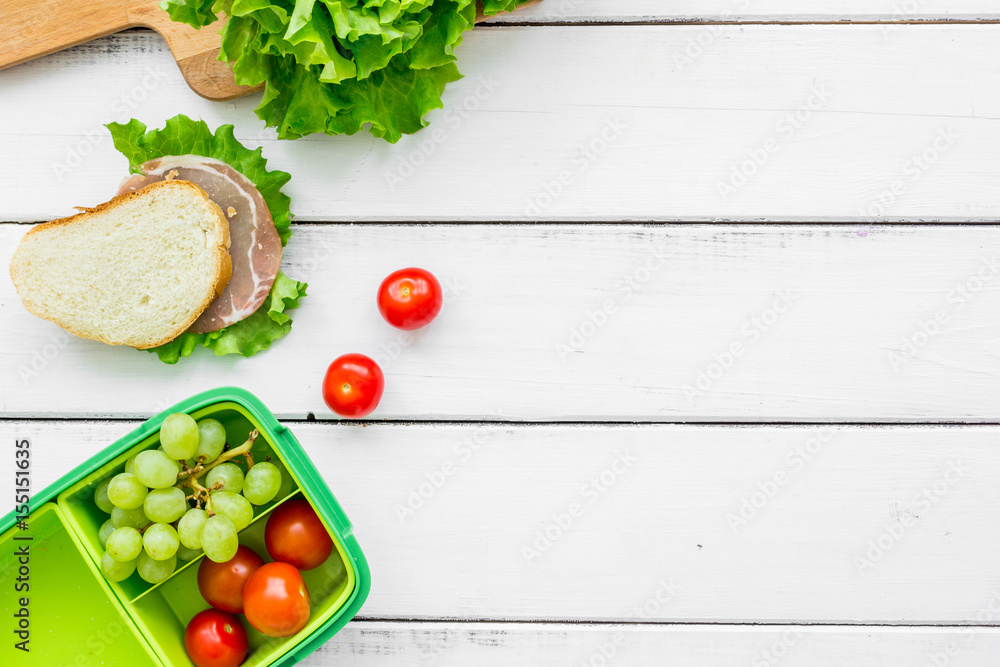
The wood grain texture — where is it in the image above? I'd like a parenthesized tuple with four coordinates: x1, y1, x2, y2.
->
(1, 26, 998, 222)
(4, 420, 1000, 622)
(310, 622, 1000, 666)
(0, 0, 254, 100)
(4, 223, 1000, 422)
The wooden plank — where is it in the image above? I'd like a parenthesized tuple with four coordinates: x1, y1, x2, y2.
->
(311, 622, 1000, 666)
(0, 1, 533, 101)
(4, 223, 1000, 421)
(0, 0, 252, 100)
(1, 26, 999, 223)
(5, 420, 1000, 622)
(486, 1, 1000, 23)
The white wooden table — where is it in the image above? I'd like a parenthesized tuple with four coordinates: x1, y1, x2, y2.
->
(4, 1, 1000, 664)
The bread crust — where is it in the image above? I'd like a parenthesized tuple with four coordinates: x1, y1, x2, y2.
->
(9, 180, 232, 349)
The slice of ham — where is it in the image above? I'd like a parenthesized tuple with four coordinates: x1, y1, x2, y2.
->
(118, 156, 282, 334)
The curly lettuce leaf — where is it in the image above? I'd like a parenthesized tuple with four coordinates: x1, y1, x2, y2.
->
(105, 116, 307, 364)
(151, 272, 307, 363)
(160, 0, 219, 27)
(481, 0, 534, 14)
(160, 0, 524, 142)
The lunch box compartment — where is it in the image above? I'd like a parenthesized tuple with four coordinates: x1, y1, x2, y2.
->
(0, 503, 159, 663)
(1, 388, 369, 667)
(128, 495, 354, 666)
(59, 402, 302, 602)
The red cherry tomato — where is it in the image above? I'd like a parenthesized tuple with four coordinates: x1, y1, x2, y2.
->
(243, 562, 311, 638)
(184, 609, 248, 667)
(265, 499, 334, 570)
(197, 545, 265, 614)
(322, 353, 384, 418)
(377, 267, 443, 330)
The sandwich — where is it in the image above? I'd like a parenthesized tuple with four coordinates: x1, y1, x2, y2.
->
(9, 115, 307, 364)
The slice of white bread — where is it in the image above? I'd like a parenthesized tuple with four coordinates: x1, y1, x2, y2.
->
(9, 180, 232, 349)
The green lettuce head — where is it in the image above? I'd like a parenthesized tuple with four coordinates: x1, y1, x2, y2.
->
(160, 0, 535, 142)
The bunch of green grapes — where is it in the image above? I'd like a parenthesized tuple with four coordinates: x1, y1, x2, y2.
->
(94, 413, 285, 585)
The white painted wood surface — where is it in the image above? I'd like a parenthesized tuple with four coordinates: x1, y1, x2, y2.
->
(488, 1, 1000, 22)
(4, 223, 1000, 422)
(2, 6, 999, 666)
(2, 26, 1000, 223)
(308, 622, 1000, 666)
(4, 421, 1000, 623)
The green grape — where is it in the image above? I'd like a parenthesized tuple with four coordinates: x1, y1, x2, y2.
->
(98, 519, 116, 548)
(132, 450, 180, 489)
(243, 462, 282, 505)
(176, 545, 203, 562)
(160, 413, 200, 460)
(201, 515, 238, 563)
(101, 552, 136, 582)
(143, 523, 179, 561)
(143, 487, 188, 523)
(206, 463, 244, 494)
(137, 551, 176, 584)
(106, 527, 143, 562)
(111, 506, 148, 530)
(195, 419, 227, 462)
(211, 491, 253, 531)
(124, 456, 136, 474)
(94, 479, 115, 514)
(107, 473, 148, 510)
(178, 508, 208, 549)
(272, 460, 295, 500)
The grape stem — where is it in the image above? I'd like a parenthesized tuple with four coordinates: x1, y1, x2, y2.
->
(176, 430, 259, 507)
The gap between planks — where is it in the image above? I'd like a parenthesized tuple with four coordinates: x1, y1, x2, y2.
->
(11, 418, 1000, 430)
(348, 617, 1000, 628)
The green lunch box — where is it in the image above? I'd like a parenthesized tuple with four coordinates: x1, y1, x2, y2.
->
(1, 387, 370, 666)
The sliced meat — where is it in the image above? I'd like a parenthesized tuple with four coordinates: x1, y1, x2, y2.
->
(118, 155, 282, 333)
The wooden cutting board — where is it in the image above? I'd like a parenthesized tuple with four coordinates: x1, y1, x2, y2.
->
(0, 0, 541, 101)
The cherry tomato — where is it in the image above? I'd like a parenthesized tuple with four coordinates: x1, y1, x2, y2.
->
(265, 499, 334, 570)
(197, 545, 265, 614)
(322, 353, 384, 418)
(243, 562, 311, 638)
(377, 267, 443, 330)
(184, 609, 248, 667)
